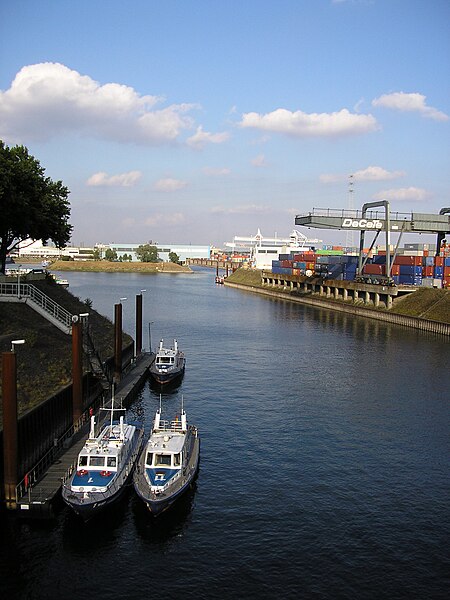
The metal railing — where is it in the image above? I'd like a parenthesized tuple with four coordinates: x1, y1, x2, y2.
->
(15, 409, 91, 503)
(0, 282, 73, 329)
(296, 207, 412, 221)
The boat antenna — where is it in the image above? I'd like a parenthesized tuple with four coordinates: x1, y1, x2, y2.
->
(181, 394, 184, 414)
(159, 393, 162, 415)
(110, 383, 115, 429)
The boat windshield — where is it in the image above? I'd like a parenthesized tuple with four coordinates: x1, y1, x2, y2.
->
(157, 357, 174, 365)
(145, 452, 181, 467)
(89, 456, 106, 467)
(78, 455, 88, 467)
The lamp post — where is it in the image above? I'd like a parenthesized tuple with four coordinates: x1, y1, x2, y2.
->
(148, 321, 154, 354)
(11, 339, 25, 352)
(17, 265, 22, 299)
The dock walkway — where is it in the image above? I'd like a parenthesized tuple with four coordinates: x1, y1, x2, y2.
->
(16, 352, 155, 517)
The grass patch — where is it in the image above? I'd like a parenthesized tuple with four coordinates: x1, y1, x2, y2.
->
(50, 260, 192, 273)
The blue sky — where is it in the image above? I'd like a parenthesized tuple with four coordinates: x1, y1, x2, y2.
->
(1, 0, 449, 247)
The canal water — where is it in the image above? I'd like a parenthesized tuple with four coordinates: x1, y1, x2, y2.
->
(1, 267, 449, 600)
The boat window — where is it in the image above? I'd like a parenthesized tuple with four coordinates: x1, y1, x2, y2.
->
(89, 456, 106, 467)
(107, 457, 117, 468)
(174, 453, 181, 466)
(155, 454, 172, 466)
(78, 455, 88, 467)
(146, 452, 153, 467)
(159, 357, 172, 364)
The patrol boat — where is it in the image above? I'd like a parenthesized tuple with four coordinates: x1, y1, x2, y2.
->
(62, 396, 144, 521)
(149, 339, 185, 385)
(133, 400, 200, 516)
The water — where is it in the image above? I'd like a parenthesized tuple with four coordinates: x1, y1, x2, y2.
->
(1, 268, 449, 599)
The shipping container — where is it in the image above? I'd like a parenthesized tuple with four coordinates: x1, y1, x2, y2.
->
(399, 265, 422, 275)
(395, 255, 423, 266)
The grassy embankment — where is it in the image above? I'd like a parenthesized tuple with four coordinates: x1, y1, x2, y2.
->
(49, 260, 192, 273)
(226, 268, 450, 324)
(0, 275, 133, 426)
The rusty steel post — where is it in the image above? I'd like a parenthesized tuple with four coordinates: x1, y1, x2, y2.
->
(72, 319, 83, 425)
(135, 294, 142, 356)
(216, 261, 219, 277)
(114, 303, 122, 382)
(2, 351, 18, 509)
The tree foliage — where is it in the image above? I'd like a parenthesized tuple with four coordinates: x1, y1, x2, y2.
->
(104, 248, 118, 261)
(136, 244, 158, 262)
(169, 251, 180, 264)
(0, 141, 72, 273)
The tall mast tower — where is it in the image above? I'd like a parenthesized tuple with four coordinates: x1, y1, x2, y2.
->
(345, 174, 355, 249)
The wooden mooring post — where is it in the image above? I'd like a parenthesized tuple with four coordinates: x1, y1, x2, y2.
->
(2, 351, 18, 509)
(114, 303, 123, 382)
(135, 293, 142, 356)
(72, 318, 83, 426)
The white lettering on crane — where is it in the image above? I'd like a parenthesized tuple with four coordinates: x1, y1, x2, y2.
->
(342, 218, 383, 229)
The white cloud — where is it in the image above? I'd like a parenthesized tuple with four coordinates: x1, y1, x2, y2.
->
(153, 178, 188, 192)
(210, 204, 271, 215)
(372, 187, 430, 202)
(202, 167, 231, 176)
(144, 213, 185, 226)
(186, 126, 230, 149)
(320, 166, 405, 183)
(0, 62, 197, 143)
(86, 170, 142, 187)
(353, 166, 405, 181)
(251, 154, 268, 167)
(372, 92, 448, 121)
(240, 107, 378, 137)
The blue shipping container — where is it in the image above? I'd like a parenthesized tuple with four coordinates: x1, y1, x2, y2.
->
(399, 265, 422, 276)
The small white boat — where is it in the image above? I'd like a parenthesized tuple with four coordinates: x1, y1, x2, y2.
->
(149, 339, 185, 385)
(133, 400, 200, 516)
(62, 395, 144, 521)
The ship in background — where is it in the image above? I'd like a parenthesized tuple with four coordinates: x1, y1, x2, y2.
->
(224, 229, 322, 270)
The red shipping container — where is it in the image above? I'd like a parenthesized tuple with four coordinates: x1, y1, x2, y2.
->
(281, 260, 293, 268)
(435, 256, 444, 267)
(422, 266, 434, 277)
(390, 265, 400, 276)
(394, 255, 423, 266)
(306, 262, 315, 270)
(363, 264, 385, 275)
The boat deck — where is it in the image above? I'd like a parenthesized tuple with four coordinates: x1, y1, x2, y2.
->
(16, 352, 155, 518)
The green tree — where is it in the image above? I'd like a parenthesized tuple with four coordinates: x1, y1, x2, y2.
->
(136, 244, 158, 262)
(169, 251, 180, 264)
(92, 248, 101, 260)
(0, 141, 72, 274)
(104, 248, 118, 261)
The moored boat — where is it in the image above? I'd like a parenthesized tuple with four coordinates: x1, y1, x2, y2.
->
(62, 398, 144, 521)
(133, 401, 200, 516)
(149, 339, 185, 385)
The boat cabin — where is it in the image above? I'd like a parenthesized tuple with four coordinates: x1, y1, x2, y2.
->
(145, 432, 185, 470)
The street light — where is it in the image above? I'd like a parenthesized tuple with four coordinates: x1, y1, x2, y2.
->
(11, 339, 25, 352)
(148, 322, 154, 354)
(17, 265, 22, 299)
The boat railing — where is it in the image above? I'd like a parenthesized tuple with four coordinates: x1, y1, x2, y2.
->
(158, 419, 184, 431)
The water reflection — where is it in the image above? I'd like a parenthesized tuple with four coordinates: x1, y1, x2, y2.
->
(132, 481, 198, 545)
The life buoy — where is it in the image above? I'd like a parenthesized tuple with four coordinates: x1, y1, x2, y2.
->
(100, 470, 112, 477)
(77, 469, 88, 477)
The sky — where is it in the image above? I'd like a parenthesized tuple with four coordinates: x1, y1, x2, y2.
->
(1, 0, 449, 248)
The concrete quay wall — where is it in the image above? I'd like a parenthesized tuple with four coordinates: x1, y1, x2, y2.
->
(225, 281, 450, 337)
